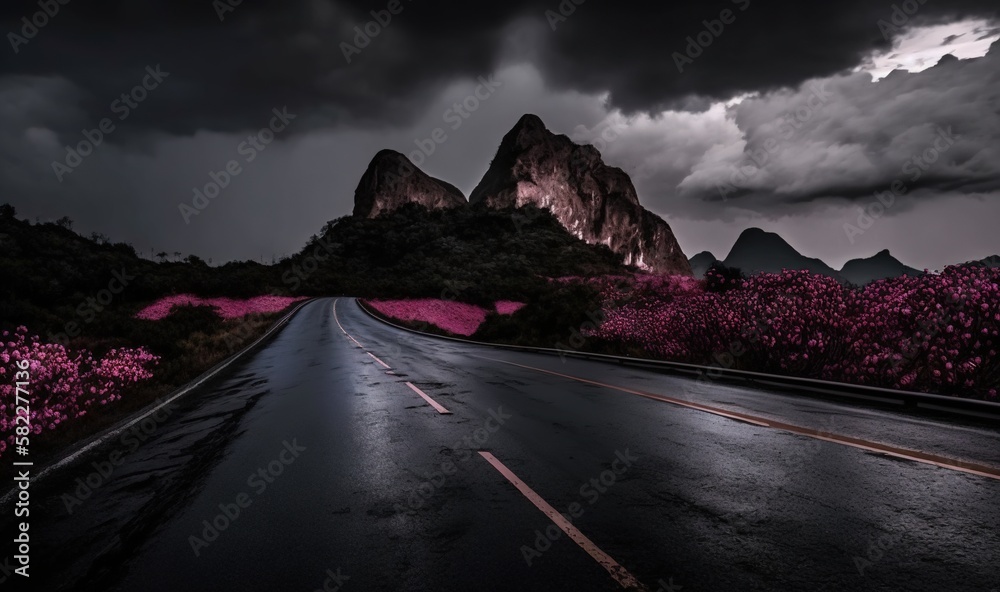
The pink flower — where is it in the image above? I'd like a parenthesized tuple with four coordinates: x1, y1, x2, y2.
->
(0, 327, 159, 458)
(495, 301, 527, 315)
(365, 299, 489, 336)
(578, 265, 1000, 400)
(135, 294, 307, 320)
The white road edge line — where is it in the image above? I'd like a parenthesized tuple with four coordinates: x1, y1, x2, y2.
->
(332, 299, 364, 348)
(0, 298, 313, 507)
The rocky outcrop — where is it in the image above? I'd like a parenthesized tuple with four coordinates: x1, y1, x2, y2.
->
(352, 149, 467, 218)
(469, 114, 691, 275)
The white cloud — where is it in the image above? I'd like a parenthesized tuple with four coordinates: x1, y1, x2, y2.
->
(669, 38, 1000, 212)
(858, 18, 1000, 80)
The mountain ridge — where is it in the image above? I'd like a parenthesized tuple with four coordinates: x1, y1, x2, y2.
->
(689, 227, 927, 284)
(723, 227, 843, 280)
(351, 114, 690, 274)
(839, 248, 923, 285)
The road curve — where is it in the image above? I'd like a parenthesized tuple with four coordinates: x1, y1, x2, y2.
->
(7, 297, 1000, 591)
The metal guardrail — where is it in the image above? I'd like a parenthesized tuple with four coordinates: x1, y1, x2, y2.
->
(355, 298, 1000, 422)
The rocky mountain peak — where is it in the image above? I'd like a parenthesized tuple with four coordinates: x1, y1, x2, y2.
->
(352, 150, 467, 218)
(469, 115, 690, 275)
(511, 113, 546, 133)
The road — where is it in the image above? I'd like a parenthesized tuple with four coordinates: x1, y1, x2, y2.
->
(8, 297, 1000, 591)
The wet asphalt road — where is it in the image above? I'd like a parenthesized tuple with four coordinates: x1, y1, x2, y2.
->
(6, 297, 1000, 591)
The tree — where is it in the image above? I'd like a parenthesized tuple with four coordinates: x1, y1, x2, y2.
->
(55, 216, 74, 230)
(705, 261, 745, 293)
(156, 251, 168, 262)
(0, 203, 15, 219)
(114, 241, 137, 257)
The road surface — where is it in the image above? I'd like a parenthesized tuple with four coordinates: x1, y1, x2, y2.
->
(7, 298, 1000, 591)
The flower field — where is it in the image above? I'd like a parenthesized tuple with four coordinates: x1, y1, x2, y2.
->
(136, 294, 308, 321)
(365, 299, 488, 336)
(495, 300, 527, 315)
(365, 299, 528, 336)
(587, 265, 999, 400)
(0, 327, 159, 458)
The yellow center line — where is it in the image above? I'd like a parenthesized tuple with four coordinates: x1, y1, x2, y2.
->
(475, 355, 1000, 481)
(405, 382, 452, 415)
(478, 451, 647, 591)
(367, 351, 391, 369)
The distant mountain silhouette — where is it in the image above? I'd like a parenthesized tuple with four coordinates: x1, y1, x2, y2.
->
(722, 228, 843, 280)
(688, 251, 719, 279)
(838, 249, 923, 286)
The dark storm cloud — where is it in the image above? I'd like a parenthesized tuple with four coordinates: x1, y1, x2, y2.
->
(535, 0, 1000, 112)
(2, 0, 998, 141)
(0, 0, 533, 140)
(674, 41, 1000, 210)
(1, 1, 998, 270)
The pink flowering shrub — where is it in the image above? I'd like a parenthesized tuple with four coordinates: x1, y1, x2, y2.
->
(366, 299, 489, 336)
(495, 301, 527, 315)
(0, 327, 160, 458)
(841, 266, 1000, 396)
(586, 265, 999, 400)
(136, 294, 307, 321)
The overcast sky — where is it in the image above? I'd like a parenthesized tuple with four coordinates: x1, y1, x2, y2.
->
(1, 0, 998, 270)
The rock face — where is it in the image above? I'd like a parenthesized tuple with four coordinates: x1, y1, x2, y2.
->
(689, 251, 719, 279)
(353, 149, 467, 218)
(469, 114, 691, 275)
(723, 227, 843, 280)
(839, 249, 923, 286)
